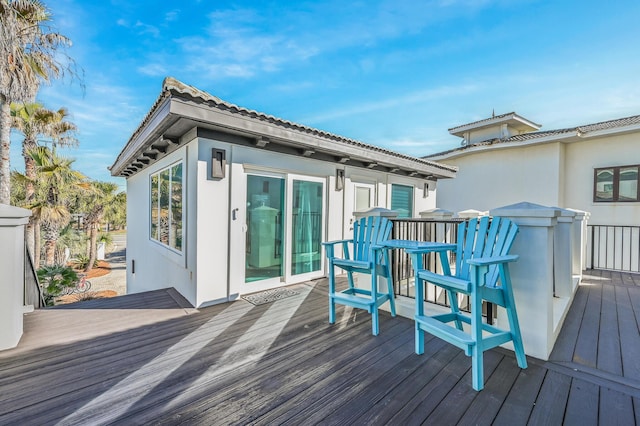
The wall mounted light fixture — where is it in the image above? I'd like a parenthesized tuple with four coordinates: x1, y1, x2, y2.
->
(211, 148, 226, 179)
(336, 169, 345, 191)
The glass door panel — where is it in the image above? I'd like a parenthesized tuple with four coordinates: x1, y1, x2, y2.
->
(291, 180, 324, 276)
(245, 175, 285, 283)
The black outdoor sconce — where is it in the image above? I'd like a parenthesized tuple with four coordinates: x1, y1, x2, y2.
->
(336, 169, 345, 191)
(211, 148, 226, 179)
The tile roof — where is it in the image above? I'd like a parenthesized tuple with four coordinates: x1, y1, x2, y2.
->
(427, 113, 640, 159)
(448, 111, 517, 132)
(162, 78, 457, 173)
(113, 77, 457, 175)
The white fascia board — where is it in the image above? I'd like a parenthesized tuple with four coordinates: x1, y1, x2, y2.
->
(110, 97, 172, 176)
(171, 99, 458, 179)
(430, 132, 578, 161)
(449, 113, 541, 136)
(581, 123, 640, 139)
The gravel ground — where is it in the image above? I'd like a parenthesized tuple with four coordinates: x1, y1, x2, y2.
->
(89, 233, 126, 295)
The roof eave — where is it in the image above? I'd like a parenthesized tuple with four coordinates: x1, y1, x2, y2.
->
(428, 132, 578, 161)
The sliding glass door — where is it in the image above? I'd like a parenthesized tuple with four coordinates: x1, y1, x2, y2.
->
(237, 172, 326, 293)
(287, 176, 325, 281)
(245, 175, 285, 283)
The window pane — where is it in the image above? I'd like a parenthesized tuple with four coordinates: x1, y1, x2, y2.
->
(619, 167, 638, 201)
(150, 174, 159, 240)
(159, 169, 170, 245)
(595, 169, 614, 201)
(391, 184, 413, 218)
(292, 180, 323, 276)
(355, 186, 371, 211)
(245, 175, 285, 283)
(170, 163, 183, 250)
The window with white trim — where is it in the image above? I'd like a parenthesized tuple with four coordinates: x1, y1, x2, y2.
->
(150, 162, 183, 250)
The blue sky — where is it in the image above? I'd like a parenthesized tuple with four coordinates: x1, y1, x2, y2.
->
(12, 0, 640, 188)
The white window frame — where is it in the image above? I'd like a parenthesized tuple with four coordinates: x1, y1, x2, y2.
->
(150, 161, 184, 252)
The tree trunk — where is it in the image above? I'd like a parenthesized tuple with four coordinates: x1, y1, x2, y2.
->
(44, 239, 56, 266)
(85, 223, 98, 272)
(0, 96, 11, 205)
(23, 137, 37, 203)
(42, 221, 59, 266)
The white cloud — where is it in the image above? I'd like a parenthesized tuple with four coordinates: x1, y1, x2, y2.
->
(134, 20, 160, 37)
(303, 84, 480, 123)
(165, 9, 180, 22)
(138, 63, 169, 77)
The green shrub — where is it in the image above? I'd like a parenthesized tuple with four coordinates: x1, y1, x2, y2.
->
(73, 254, 99, 270)
(37, 265, 79, 306)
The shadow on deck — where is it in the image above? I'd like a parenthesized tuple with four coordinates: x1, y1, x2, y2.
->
(0, 272, 639, 424)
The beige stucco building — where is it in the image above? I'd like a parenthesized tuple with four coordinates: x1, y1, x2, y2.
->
(427, 112, 640, 271)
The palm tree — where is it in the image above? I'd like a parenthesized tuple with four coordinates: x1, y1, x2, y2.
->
(0, 0, 76, 204)
(105, 190, 126, 231)
(26, 146, 87, 265)
(82, 181, 119, 272)
(10, 101, 78, 265)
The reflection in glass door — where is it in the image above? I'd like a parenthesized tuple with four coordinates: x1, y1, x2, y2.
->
(291, 180, 324, 276)
(245, 175, 285, 283)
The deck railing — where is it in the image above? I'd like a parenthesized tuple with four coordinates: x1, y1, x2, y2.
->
(24, 244, 44, 309)
(389, 218, 496, 322)
(587, 225, 640, 273)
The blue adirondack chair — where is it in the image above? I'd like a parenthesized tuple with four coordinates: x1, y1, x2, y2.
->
(406, 216, 527, 391)
(322, 216, 395, 335)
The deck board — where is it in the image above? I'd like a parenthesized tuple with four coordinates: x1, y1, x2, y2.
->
(563, 378, 599, 426)
(549, 283, 589, 362)
(528, 369, 571, 424)
(615, 285, 640, 381)
(1, 271, 640, 424)
(573, 282, 602, 367)
(597, 284, 622, 375)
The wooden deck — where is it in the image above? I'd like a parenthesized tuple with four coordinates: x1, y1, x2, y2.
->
(1, 272, 639, 425)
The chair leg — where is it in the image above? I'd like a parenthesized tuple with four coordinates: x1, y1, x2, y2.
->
(471, 345, 484, 391)
(505, 297, 528, 369)
(329, 296, 336, 324)
(371, 265, 379, 335)
(372, 307, 379, 336)
(386, 275, 396, 317)
(415, 322, 425, 354)
(502, 265, 528, 369)
(328, 260, 336, 325)
(470, 290, 484, 391)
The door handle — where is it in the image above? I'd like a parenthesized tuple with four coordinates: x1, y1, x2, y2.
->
(232, 208, 239, 220)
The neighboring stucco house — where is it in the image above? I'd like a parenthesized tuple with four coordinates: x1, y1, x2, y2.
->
(427, 112, 640, 271)
(110, 77, 457, 307)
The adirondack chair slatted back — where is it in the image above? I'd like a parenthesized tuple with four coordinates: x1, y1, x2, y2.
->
(455, 217, 519, 288)
(352, 216, 393, 262)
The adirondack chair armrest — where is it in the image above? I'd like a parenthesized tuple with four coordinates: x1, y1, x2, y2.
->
(405, 244, 457, 255)
(466, 254, 519, 266)
(322, 239, 352, 247)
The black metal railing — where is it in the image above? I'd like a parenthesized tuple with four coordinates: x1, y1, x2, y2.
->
(389, 218, 496, 322)
(24, 244, 44, 309)
(587, 225, 640, 273)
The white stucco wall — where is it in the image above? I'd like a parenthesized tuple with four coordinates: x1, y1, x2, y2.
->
(564, 133, 640, 225)
(127, 133, 441, 307)
(436, 142, 562, 213)
(126, 143, 196, 304)
(436, 133, 639, 226)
